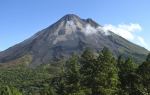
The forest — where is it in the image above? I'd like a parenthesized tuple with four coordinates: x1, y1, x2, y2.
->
(0, 47, 150, 95)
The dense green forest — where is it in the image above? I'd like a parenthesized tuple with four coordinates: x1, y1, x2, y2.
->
(0, 48, 150, 95)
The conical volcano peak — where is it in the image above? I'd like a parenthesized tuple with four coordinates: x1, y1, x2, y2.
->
(0, 14, 149, 66)
(61, 14, 81, 21)
(60, 14, 100, 28)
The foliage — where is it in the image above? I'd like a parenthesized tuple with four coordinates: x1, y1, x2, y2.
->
(137, 53, 150, 94)
(0, 48, 150, 95)
(0, 86, 22, 95)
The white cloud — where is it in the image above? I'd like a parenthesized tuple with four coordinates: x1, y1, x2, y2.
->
(97, 27, 110, 35)
(84, 24, 97, 35)
(118, 24, 142, 32)
(137, 36, 150, 50)
(84, 24, 110, 35)
(137, 36, 147, 47)
(103, 23, 142, 40)
(103, 23, 150, 50)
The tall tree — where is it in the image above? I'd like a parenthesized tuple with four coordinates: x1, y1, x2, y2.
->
(80, 47, 119, 95)
(79, 48, 96, 95)
(137, 53, 150, 94)
(96, 47, 119, 95)
(118, 57, 146, 95)
(53, 55, 83, 95)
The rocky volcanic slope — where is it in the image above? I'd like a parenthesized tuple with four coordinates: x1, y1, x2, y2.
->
(0, 14, 149, 66)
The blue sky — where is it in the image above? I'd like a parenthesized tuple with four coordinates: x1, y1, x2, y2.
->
(0, 0, 150, 51)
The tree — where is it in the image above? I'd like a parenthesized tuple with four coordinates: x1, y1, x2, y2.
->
(52, 74, 66, 95)
(137, 53, 150, 94)
(79, 48, 96, 95)
(52, 55, 83, 95)
(118, 57, 147, 95)
(146, 53, 150, 62)
(80, 47, 119, 95)
(96, 47, 119, 95)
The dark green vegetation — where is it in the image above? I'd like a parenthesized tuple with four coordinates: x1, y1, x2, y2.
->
(0, 48, 150, 95)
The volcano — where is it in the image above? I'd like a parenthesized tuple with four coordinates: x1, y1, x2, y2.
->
(0, 14, 149, 66)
